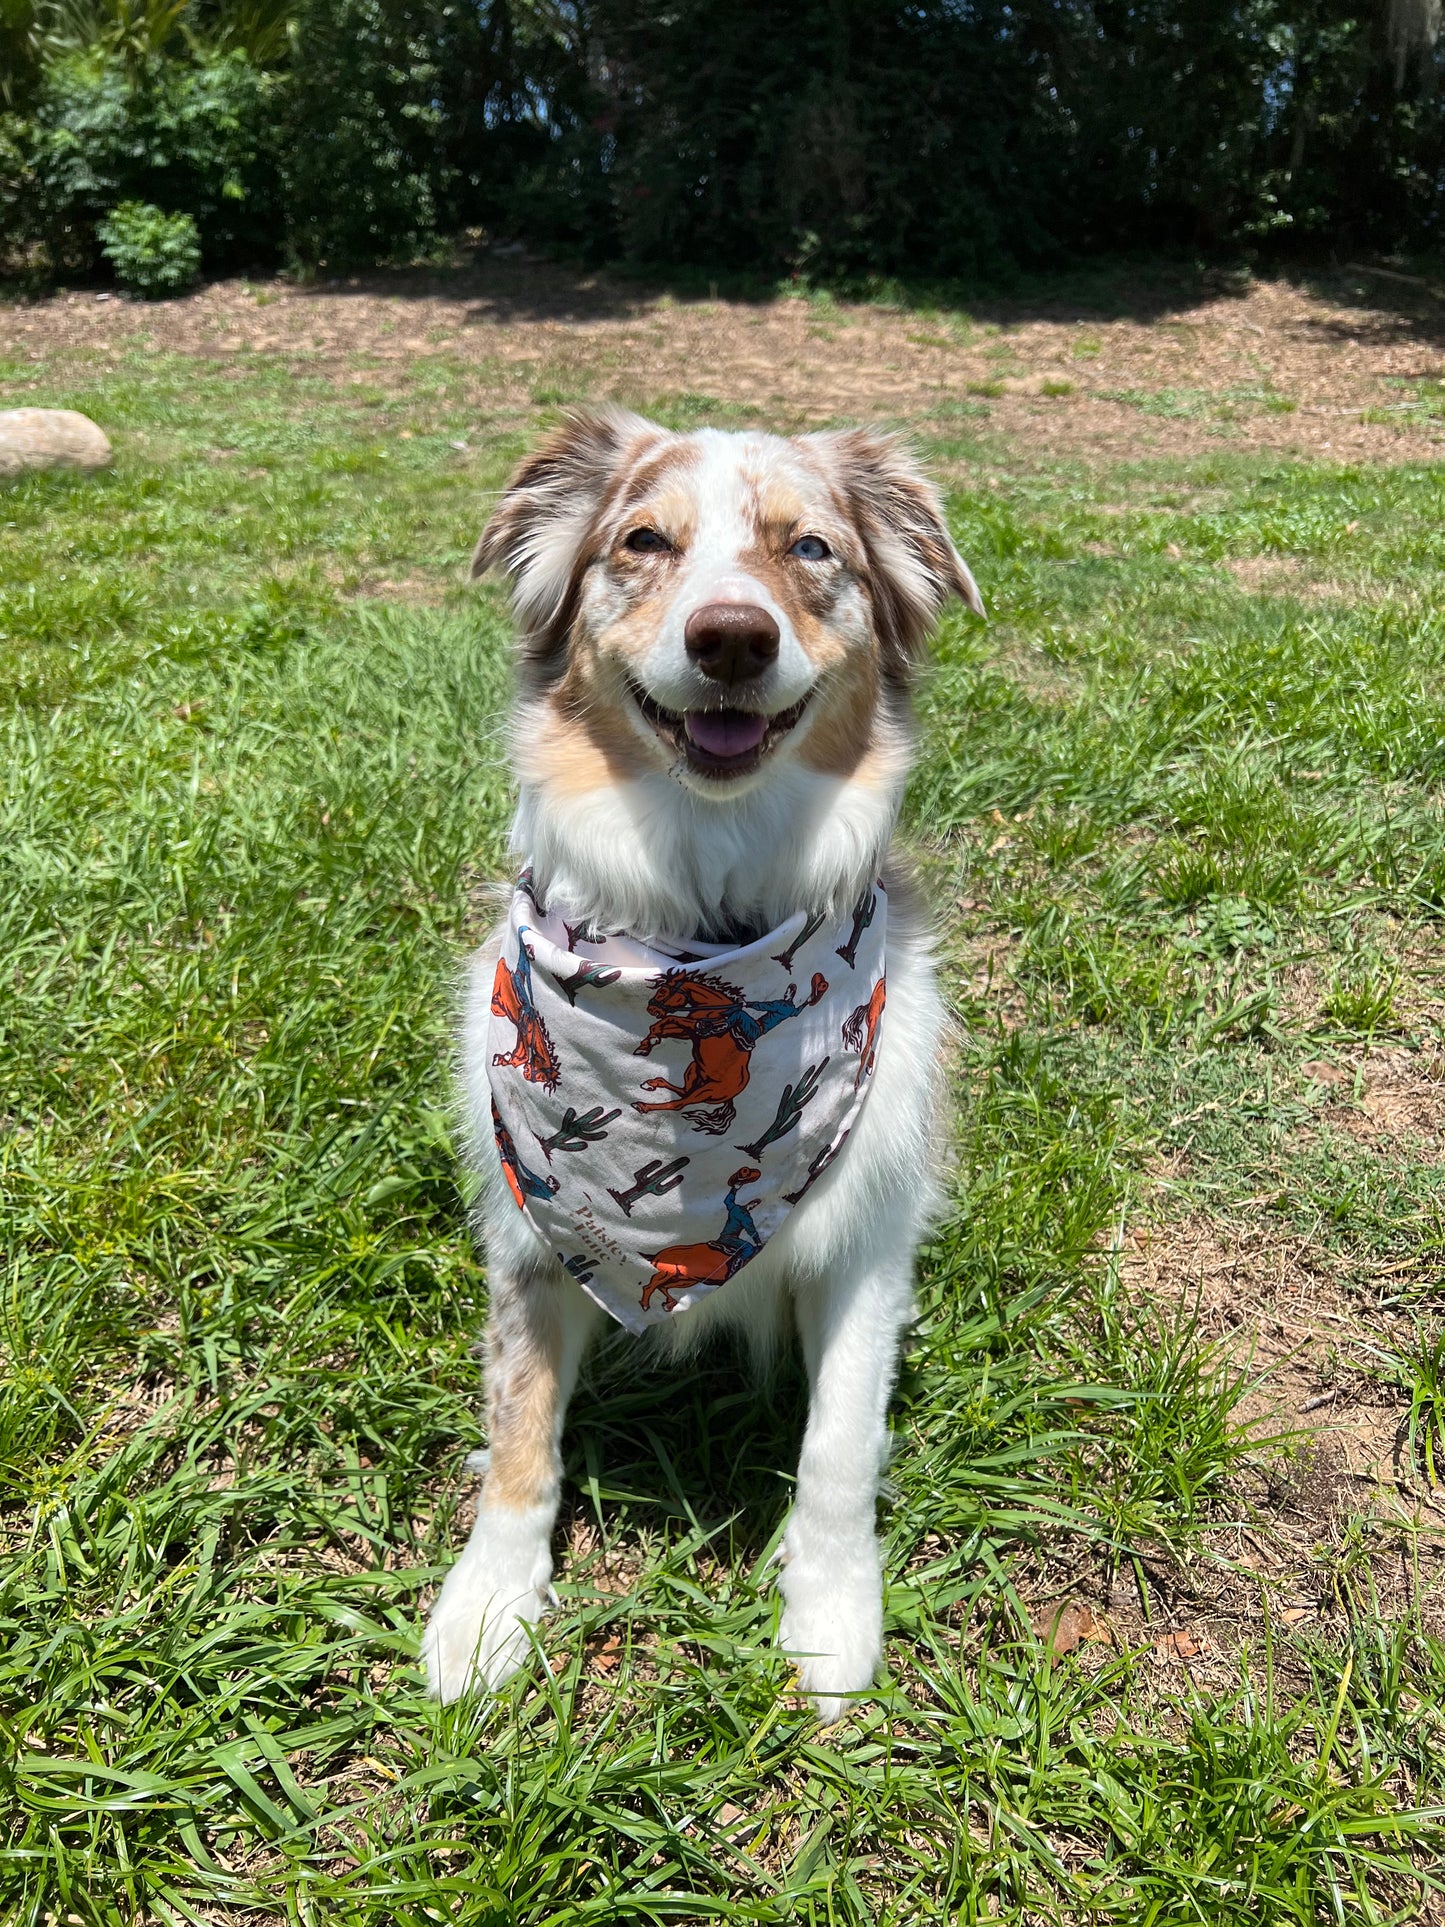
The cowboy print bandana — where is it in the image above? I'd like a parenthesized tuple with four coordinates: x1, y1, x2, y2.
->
(486, 870, 888, 1332)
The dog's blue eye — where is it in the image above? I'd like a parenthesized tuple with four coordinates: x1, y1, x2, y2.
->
(625, 527, 670, 554)
(790, 535, 830, 562)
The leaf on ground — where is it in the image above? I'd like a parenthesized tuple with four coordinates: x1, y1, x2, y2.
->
(1300, 1059, 1353, 1086)
(1032, 1598, 1107, 1654)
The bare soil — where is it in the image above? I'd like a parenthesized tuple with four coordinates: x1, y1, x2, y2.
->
(996, 1027, 1445, 1700)
(1109, 1038, 1445, 1656)
(8, 256, 1445, 463)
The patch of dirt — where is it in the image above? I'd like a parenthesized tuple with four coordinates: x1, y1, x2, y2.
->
(7, 260, 1445, 464)
(1121, 1212, 1403, 1473)
(1222, 553, 1411, 605)
(981, 1022, 1445, 1712)
(919, 1118, 1445, 1743)
(1095, 1200, 1445, 1672)
(1324, 1044, 1445, 1155)
(1224, 554, 1308, 590)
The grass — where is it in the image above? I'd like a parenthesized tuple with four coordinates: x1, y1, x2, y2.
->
(1364, 1325, 1445, 1488)
(3, 286, 1445, 1922)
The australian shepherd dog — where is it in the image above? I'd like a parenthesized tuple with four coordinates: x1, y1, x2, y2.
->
(423, 410, 983, 1720)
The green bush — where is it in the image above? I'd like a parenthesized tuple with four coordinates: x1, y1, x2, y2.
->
(47, 50, 281, 264)
(1, 47, 283, 278)
(97, 198, 200, 293)
(0, 111, 36, 266)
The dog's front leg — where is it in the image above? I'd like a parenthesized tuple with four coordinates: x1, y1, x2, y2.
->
(780, 1252, 913, 1722)
(423, 1271, 600, 1701)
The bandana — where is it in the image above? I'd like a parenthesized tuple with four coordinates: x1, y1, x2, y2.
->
(486, 870, 888, 1332)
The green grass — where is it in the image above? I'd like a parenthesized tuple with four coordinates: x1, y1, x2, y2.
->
(1363, 1324, 1445, 1488)
(4, 311, 1445, 1922)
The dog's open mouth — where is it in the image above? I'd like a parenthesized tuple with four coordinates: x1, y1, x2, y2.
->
(629, 682, 809, 779)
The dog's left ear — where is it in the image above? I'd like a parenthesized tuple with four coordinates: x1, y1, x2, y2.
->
(812, 428, 984, 682)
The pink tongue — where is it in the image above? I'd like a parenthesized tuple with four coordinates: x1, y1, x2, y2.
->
(684, 709, 769, 759)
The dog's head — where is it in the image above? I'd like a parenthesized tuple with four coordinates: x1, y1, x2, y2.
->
(474, 410, 982, 798)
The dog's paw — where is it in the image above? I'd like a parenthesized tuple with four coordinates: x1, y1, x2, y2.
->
(422, 1509, 553, 1703)
(777, 1543, 883, 1724)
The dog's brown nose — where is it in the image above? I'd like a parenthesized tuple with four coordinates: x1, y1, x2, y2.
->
(684, 602, 780, 683)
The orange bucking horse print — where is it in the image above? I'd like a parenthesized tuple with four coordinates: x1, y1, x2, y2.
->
(632, 968, 829, 1134)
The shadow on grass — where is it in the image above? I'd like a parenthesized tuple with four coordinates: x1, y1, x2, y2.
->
(302, 246, 1441, 331)
(560, 1332, 809, 1563)
(253, 250, 1238, 328)
(204, 247, 1443, 338)
(1278, 258, 1445, 351)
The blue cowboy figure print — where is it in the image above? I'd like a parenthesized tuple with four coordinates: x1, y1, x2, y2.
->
(640, 1165, 765, 1312)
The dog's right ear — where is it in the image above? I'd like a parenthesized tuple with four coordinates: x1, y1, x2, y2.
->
(472, 409, 656, 674)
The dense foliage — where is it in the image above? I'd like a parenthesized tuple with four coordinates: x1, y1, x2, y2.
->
(2, 0, 1443, 284)
(7, 47, 281, 276)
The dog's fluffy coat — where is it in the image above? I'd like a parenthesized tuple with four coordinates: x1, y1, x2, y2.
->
(423, 411, 981, 1718)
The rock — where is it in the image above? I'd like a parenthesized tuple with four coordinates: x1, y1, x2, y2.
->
(0, 409, 112, 479)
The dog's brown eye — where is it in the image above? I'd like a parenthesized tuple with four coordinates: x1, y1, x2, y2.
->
(789, 535, 831, 562)
(624, 527, 671, 554)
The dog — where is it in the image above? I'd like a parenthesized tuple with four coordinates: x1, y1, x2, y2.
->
(423, 409, 983, 1719)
